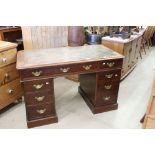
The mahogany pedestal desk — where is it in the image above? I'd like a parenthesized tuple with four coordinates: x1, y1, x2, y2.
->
(16, 45, 124, 128)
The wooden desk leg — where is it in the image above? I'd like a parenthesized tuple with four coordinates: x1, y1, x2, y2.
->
(23, 78, 58, 128)
(79, 70, 121, 114)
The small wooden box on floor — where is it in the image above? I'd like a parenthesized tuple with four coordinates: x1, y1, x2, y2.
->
(143, 78, 155, 128)
(0, 41, 23, 110)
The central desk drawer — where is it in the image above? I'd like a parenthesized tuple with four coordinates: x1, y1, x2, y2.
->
(20, 62, 99, 80)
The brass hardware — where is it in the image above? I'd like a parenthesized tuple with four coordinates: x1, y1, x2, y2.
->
(102, 62, 106, 65)
(35, 96, 45, 102)
(46, 82, 49, 85)
(103, 96, 111, 101)
(8, 89, 13, 95)
(105, 74, 113, 79)
(104, 85, 112, 90)
(33, 84, 44, 89)
(2, 58, 7, 63)
(115, 74, 118, 77)
(60, 67, 70, 73)
(36, 108, 46, 114)
(82, 65, 92, 70)
(32, 70, 42, 77)
(107, 62, 115, 67)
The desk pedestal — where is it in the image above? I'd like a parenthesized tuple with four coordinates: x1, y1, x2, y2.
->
(79, 70, 120, 114)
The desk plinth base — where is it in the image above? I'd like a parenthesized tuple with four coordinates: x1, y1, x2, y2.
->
(27, 115, 58, 128)
(78, 86, 118, 114)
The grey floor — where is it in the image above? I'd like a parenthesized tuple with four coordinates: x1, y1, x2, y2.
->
(0, 47, 155, 129)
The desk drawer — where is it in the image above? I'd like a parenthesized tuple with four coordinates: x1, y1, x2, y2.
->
(97, 69, 121, 82)
(0, 63, 19, 85)
(25, 90, 53, 106)
(97, 81, 120, 92)
(0, 78, 23, 110)
(99, 59, 123, 70)
(26, 103, 55, 121)
(23, 79, 53, 92)
(20, 61, 99, 80)
(96, 90, 118, 106)
(0, 48, 17, 68)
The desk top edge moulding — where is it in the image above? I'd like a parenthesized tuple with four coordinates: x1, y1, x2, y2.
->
(16, 45, 124, 128)
(16, 45, 124, 70)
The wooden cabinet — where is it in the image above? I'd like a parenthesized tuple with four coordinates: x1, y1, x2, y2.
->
(0, 41, 23, 110)
(0, 27, 23, 51)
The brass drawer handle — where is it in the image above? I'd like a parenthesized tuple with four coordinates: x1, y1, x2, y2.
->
(2, 58, 7, 63)
(8, 89, 14, 95)
(36, 108, 46, 114)
(103, 96, 111, 101)
(33, 84, 44, 89)
(60, 67, 70, 73)
(105, 74, 113, 79)
(35, 96, 45, 102)
(104, 85, 112, 90)
(82, 65, 92, 70)
(102, 62, 115, 67)
(32, 71, 42, 77)
(107, 62, 115, 67)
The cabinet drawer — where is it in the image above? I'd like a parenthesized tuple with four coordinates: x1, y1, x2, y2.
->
(0, 48, 17, 68)
(26, 103, 55, 121)
(97, 81, 120, 92)
(23, 79, 53, 92)
(24, 90, 53, 106)
(96, 91, 118, 106)
(99, 59, 123, 70)
(20, 61, 99, 80)
(0, 78, 23, 110)
(0, 63, 19, 85)
(97, 69, 121, 82)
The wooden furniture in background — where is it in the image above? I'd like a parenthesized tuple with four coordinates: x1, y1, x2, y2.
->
(143, 77, 155, 128)
(21, 26, 68, 50)
(142, 26, 155, 49)
(16, 45, 123, 128)
(0, 27, 23, 51)
(0, 41, 23, 110)
(102, 32, 144, 79)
